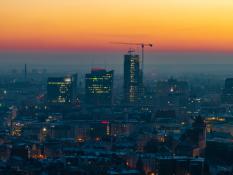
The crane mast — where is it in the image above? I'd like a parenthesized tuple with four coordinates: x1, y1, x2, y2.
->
(110, 42, 153, 78)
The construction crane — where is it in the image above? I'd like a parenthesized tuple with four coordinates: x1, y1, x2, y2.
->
(111, 42, 153, 73)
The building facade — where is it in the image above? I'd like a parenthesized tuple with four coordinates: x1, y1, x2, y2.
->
(47, 75, 77, 104)
(124, 53, 143, 105)
(85, 68, 113, 106)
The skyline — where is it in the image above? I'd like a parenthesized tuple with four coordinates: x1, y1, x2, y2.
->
(1, 0, 233, 52)
(1, 2, 233, 175)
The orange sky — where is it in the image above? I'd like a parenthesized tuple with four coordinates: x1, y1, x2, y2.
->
(1, 0, 233, 52)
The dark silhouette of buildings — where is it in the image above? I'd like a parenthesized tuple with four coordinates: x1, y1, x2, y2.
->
(175, 116, 206, 157)
(155, 78, 189, 109)
(158, 157, 206, 175)
(85, 68, 114, 106)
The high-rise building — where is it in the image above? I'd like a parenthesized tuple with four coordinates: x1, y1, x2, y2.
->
(47, 75, 77, 104)
(124, 52, 143, 105)
(222, 78, 233, 104)
(85, 68, 113, 106)
(24, 64, 27, 80)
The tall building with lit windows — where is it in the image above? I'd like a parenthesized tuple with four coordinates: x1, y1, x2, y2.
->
(47, 74, 77, 104)
(124, 52, 143, 105)
(85, 68, 114, 105)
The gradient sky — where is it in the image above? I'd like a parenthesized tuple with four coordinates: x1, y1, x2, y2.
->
(1, 0, 233, 52)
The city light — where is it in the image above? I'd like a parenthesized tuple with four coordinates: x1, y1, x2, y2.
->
(0, 1, 232, 174)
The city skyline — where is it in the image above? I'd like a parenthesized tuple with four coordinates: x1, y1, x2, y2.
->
(1, 1, 233, 175)
(1, 0, 233, 52)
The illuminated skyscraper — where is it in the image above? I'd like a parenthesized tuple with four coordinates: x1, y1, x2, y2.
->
(124, 52, 143, 105)
(85, 68, 114, 106)
(47, 75, 77, 104)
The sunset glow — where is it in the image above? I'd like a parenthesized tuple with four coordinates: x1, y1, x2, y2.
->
(1, 0, 233, 52)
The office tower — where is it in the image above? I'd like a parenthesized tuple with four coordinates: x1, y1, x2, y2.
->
(124, 52, 143, 105)
(85, 68, 114, 106)
(47, 75, 77, 104)
(72, 73, 78, 99)
(24, 64, 27, 80)
(222, 78, 233, 104)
